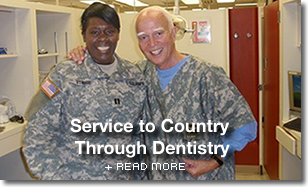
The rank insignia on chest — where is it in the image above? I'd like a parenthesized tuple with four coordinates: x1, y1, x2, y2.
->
(114, 98, 120, 105)
(113, 98, 122, 107)
(184, 123, 199, 140)
(41, 78, 59, 98)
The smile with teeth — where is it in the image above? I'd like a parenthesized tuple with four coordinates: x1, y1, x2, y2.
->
(98, 46, 110, 52)
(150, 48, 163, 55)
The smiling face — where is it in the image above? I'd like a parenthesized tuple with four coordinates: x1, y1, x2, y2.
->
(136, 10, 177, 69)
(83, 17, 119, 65)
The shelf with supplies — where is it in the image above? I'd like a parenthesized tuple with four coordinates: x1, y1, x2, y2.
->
(0, 54, 18, 59)
(0, 6, 18, 57)
(35, 9, 71, 87)
(0, 2, 35, 116)
(38, 53, 59, 58)
(0, 0, 84, 179)
(0, 121, 27, 158)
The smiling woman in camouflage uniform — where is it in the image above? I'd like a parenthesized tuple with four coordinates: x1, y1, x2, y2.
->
(22, 3, 146, 180)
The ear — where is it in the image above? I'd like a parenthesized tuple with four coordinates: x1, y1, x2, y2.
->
(171, 26, 177, 41)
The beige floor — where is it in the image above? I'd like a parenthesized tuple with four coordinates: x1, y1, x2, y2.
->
(236, 172, 271, 180)
(235, 165, 271, 180)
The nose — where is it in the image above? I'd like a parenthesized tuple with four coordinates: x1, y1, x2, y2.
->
(149, 36, 156, 47)
(98, 33, 108, 42)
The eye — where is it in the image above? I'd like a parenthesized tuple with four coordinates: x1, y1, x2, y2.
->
(138, 35, 148, 41)
(154, 30, 164, 38)
(90, 29, 99, 36)
(105, 29, 115, 36)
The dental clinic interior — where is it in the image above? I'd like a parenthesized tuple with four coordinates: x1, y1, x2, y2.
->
(0, 0, 301, 180)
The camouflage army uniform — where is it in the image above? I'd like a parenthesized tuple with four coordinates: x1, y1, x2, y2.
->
(22, 54, 147, 180)
(138, 55, 256, 180)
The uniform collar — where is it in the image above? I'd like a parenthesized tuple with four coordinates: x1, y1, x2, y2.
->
(84, 52, 125, 80)
(147, 53, 192, 89)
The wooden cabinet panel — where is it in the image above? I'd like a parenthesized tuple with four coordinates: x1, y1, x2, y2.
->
(229, 7, 259, 165)
(263, 1, 280, 180)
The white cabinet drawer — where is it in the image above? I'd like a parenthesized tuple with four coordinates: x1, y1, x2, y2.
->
(276, 126, 296, 155)
(0, 122, 26, 158)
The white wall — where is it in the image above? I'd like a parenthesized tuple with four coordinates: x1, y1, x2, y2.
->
(117, 9, 230, 73)
(280, 1, 301, 122)
(116, 13, 144, 63)
(176, 10, 229, 73)
(71, 8, 85, 48)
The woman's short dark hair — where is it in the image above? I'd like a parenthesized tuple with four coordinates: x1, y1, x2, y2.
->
(81, 2, 120, 34)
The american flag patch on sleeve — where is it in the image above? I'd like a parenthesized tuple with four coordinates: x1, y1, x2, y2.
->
(41, 78, 60, 98)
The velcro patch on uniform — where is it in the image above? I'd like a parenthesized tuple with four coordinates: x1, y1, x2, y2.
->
(40, 78, 59, 98)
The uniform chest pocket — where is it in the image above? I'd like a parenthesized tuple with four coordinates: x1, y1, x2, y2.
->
(64, 80, 103, 114)
(108, 79, 146, 109)
(181, 112, 211, 144)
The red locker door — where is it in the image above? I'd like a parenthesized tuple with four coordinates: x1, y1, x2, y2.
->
(229, 7, 259, 165)
(263, 1, 280, 180)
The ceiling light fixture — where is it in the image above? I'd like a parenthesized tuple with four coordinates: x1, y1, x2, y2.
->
(80, 0, 105, 5)
(217, 0, 235, 3)
(80, 1, 115, 8)
(116, 0, 148, 7)
(181, 0, 200, 5)
(235, 3, 258, 6)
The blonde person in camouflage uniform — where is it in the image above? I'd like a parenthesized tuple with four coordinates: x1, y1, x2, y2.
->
(22, 3, 146, 180)
(134, 6, 257, 180)
(68, 6, 257, 180)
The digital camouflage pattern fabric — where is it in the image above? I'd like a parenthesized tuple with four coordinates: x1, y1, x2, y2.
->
(138, 55, 256, 180)
(23, 54, 146, 180)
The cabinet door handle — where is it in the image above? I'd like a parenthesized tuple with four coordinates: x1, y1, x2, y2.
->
(264, 57, 268, 70)
(234, 33, 239, 39)
(65, 32, 68, 55)
(54, 32, 58, 64)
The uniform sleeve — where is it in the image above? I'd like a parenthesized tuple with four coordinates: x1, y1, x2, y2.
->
(22, 66, 71, 180)
(218, 121, 257, 159)
(211, 67, 256, 131)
